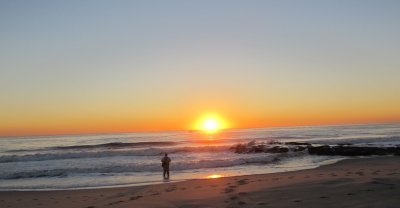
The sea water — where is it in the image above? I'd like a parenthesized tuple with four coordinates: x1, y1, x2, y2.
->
(0, 123, 399, 190)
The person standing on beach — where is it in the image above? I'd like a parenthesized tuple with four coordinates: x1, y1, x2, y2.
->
(161, 153, 171, 179)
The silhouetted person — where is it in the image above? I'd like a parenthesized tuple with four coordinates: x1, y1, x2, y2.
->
(161, 153, 171, 179)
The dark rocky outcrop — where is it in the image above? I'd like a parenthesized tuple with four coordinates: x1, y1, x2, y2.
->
(230, 143, 248, 153)
(292, 146, 307, 152)
(337, 143, 353, 146)
(307, 145, 400, 156)
(285, 142, 311, 146)
(230, 140, 400, 156)
(264, 146, 289, 153)
(229, 143, 290, 154)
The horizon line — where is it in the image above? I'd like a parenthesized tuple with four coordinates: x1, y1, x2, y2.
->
(1, 120, 399, 138)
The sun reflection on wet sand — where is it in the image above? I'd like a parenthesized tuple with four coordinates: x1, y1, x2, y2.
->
(206, 174, 223, 179)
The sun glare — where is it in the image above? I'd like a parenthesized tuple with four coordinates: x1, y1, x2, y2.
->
(204, 119, 218, 131)
(192, 114, 228, 133)
(206, 174, 223, 179)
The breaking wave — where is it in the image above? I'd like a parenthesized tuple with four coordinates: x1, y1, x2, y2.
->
(7, 141, 180, 153)
(0, 152, 304, 179)
(0, 145, 230, 163)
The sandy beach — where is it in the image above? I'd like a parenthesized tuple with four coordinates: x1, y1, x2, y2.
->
(1, 156, 399, 208)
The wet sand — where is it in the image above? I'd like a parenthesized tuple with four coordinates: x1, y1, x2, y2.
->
(1, 156, 399, 208)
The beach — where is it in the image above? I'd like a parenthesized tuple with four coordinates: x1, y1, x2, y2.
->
(1, 156, 399, 208)
(2, 124, 399, 191)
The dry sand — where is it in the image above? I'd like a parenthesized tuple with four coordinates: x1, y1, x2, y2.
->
(1, 156, 399, 208)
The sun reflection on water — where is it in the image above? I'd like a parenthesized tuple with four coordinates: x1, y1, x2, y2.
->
(206, 174, 223, 179)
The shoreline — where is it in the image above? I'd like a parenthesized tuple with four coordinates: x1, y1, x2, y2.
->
(0, 156, 346, 192)
(1, 156, 399, 208)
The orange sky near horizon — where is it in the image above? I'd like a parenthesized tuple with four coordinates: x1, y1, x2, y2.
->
(1, 102, 399, 136)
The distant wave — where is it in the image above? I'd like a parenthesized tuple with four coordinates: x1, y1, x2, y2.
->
(6, 141, 180, 153)
(53, 141, 179, 150)
(0, 145, 230, 163)
(2, 136, 400, 163)
(0, 152, 305, 179)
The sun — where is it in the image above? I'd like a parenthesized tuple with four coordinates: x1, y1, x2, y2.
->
(203, 119, 218, 132)
(192, 114, 228, 133)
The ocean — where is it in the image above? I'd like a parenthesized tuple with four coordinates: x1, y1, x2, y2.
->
(0, 123, 399, 190)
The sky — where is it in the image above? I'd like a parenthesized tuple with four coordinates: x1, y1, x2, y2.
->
(1, 0, 400, 136)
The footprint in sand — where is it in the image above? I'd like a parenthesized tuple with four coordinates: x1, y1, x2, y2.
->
(293, 199, 302, 203)
(130, 196, 143, 200)
(165, 185, 178, 192)
(230, 196, 238, 200)
(347, 193, 355, 196)
(109, 200, 125, 205)
(151, 192, 161, 196)
(236, 179, 249, 185)
(238, 192, 248, 196)
(355, 171, 364, 176)
(238, 201, 246, 205)
(223, 188, 235, 194)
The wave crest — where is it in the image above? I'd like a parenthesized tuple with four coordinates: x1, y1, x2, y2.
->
(0, 152, 305, 179)
(0, 145, 230, 163)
